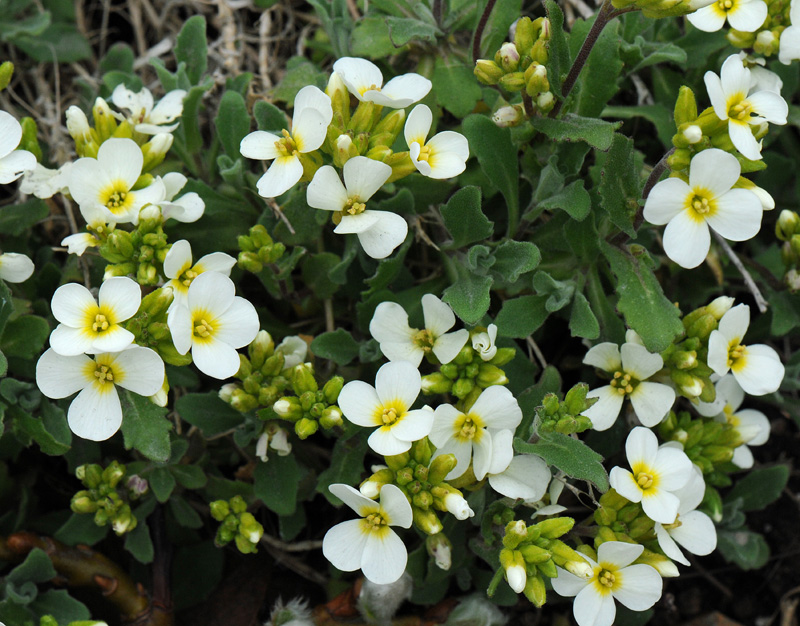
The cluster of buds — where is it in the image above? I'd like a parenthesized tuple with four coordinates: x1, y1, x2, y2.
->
(421, 340, 514, 405)
(70, 461, 147, 535)
(209, 495, 264, 554)
(535, 384, 595, 435)
(776, 209, 800, 290)
(668, 86, 766, 173)
(660, 296, 734, 401)
(496, 517, 591, 607)
(728, 0, 790, 55)
(360, 438, 471, 538)
(270, 363, 344, 439)
(124, 287, 190, 368)
(65, 99, 172, 171)
(237, 224, 285, 274)
(474, 17, 555, 124)
(610, 0, 712, 18)
(659, 410, 743, 484)
(98, 208, 171, 285)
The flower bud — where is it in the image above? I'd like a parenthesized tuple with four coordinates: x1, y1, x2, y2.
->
(294, 417, 319, 439)
(522, 573, 547, 607)
(319, 406, 343, 429)
(477, 363, 509, 387)
(706, 296, 735, 319)
(290, 363, 317, 394)
(71, 493, 98, 514)
(502, 520, 528, 549)
(141, 133, 173, 171)
(126, 474, 149, 498)
(273, 397, 303, 421)
(674, 86, 698, 127)
(564, 383, 590, 415)
(421, 372, 453, 394)
(777, 210, 800, 241)
(334, 133, 358, 167)
(444, 492, 474, 520)
(666, 148, 691, 171)
(413, 491, 434, 509)
(514, 17, 537, 54)
(413, 507, 443, 534)
(682, 124, 703, 144)
(103, 461, 126, 488)
(0, 61, 13, 91)
(492, 105, 526, 128)
(92, 98, 118, 141)
(520, 544, 551, 564)
(426, 532, 452, 570)
(499, 72, 526, 91)
(66, 105, 94, 142)
(637, 549, 679, 577)
(497, 42, 520, 72)
(326, 71, 351, 128)
(428, 453, 457, 484)
(537, 91, 555, 113)
(474, 59, 504, 85)
(451, 377, 475, 399)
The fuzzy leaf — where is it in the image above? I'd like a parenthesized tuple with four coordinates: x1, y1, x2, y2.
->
(174, 16, 208, 84)
(254, 453, 302, 516)
(514, 432, 609, 491)
(440, 186, 493, 249)
(530, 115, 620, 151)
(495, 295, 549, 338)
(311, 329, 360, 365)
(215, 90, 251, 159)
(725, 465, 789, 512)
(175, 392, 245, 437)
(120, 390, 172, 463)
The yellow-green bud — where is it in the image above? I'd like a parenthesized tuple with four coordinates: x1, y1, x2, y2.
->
(319, 406, 343, 429)
(0, 61, 13, 91)
(503, 520, 529, 549)
(514, 17, 537, 54)
(348, 100, 380, 135)
(385, 450, 411, 471)
(533, 516, 574, 539)
(71, 494, 98, 514)
(451, 377, 475, 399)
(477, 363, 509, 387)
(141, 133, 174, 171)
(326, 71, 351, 129)
(777, 210, 800, 241)
(413, 491, 434, 509)
(519, 544, 552, 564)
(322, 376, 344, 404)
(413, 507, 443, 534)
(421, 372, 452, 394)
(492, 105, 526, 128)
(291, 364, 318, 394)
(674, 86, 698, 126)
(426, 532, 452, 570)
(565, 383, 590, 415)
(19, 117, 42, 161)
(428, 453, 457, 484)
(523, 573, 547, 607)
(293, 417, 317, 439)
(667, 149, 691, 171)
(499, 72, 526, 91)
(92, 98, 118, 141)
(497, 42, 521, 72)
(474, 59, 504, 85)
(103, 461, 126, 487)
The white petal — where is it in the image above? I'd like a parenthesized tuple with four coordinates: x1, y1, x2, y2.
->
(674, 465, 707, 513)
(163, 193, 205, 223)
(488, 454, 550, 500)
(779, 26, 800, 64)
(51, 282, 96, 327)
(36, 349, 92, 398)
(192, 337, 243, 379)
(361, 529, 407, 584)
(610, 467, 644, 503)
(163, 239, 193, 279)
(720, 54, 753, 97)
(293, 85, 333, 124)
(629, 382, 675, 427)
(641, 489, 681, 524)
(339, 381, 382, 427)
(612, 564, 663, 610)
(421, 293, 456, 336)
(687, 5, 727, 31)
(583, 343, 622, 371)
(468, 385, 523, 431)
(670, 510, 717, 556)
(334, 212, 381, 234)
(96, 138, 144, 190)
(292, 108, 329, 153)
(380, 74, 432, 107)
(330, 483, 380, 516)
(368, 427, 411, 456)
(194, 252, 237, 275)
(0, 253, 34, 283)
(552, 565, 592, 597)
(472, 431, 494, 480)
(429, 404, 461, 447)
(747, 90, 789, 125)
(404, 105, 432, 148)
(307, 166, 348, 212)
(583, 386, 624, 431)
(0, 150, 36, 184)
(652, 448, 693, 492)
(486, 429, 515, 475)
(111, 346, 165, 395)
(621, 343, 663, 380)
(732, 444, 754, 468)
(148, 89, 186, 124)
(377, 342, 424, 366)
(211, 297, 260, 349)
(728, 121, 762, 161)
(379, 484, 413, 528)
(343, 156, 392, 201)
(355, 211, 408, 259)
(99, 276, 141, 322)
(389, 408, 434, 443)
(688, 148, 740, 197)
(61, 233, 97, 256)
(0, 111, 23, 157)
(574, 585, 616, 626)
(188, 271, 236, 319)
(734, 409, 770, 445)
(727, 0, 768, 31)
(719, 303, 750, 342)
(375, 361, 421, 407)
(626, 427, 658, 468)
(597, 541, 644, 568)
(732, 343, 784, 395)
(333, 57, 384, 100)
(240, 130, 282, 160)
(707, 189, 762, 241)
(167, 305, 192, 356)
(256, 155, 304, 198)
(426, 132, 469, 179)
(704, 71, 729, 120)
(707, 330, 731, 376)
(643, 178, 691, 226)
(68, 383, 123, 441)
(662, 209, 711, 269)
(432, 330, 469, 365)
(162, 172, 188, 199)
(323, 519, 369, 572)
(49, 325, 94, 356)
(90, 326, 136, 355)
(655, 523, 691, 566)
(370, 302, 416, 345)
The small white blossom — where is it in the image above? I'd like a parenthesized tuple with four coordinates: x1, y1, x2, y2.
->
(20, 162, 72, 199)
(0, 252, 34, 283)
(404, 105, 469, 179)
(163, 240, 236, 310)
(276, 336, 308, 370)
(0, 111, 36, 184)
(471, 324, 498, 361)
(111, 84, 187, 134)
(332, 57, 431, 109)
(687, 0, 767, 32)
(151, 172, 205, 223)
(779, 0, 800, 64)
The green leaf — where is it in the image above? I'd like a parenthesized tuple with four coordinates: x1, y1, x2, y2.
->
(14, 404, 70, 456)
(120, 390, 172, 463)
(169, 496, 204, 528)
(491, 240, 541, 285)
(533, 271, 575, 312)
(254, 454, 302, 516)
(350, 16, 396, 58)
(570, 292, 600, 339)
(462, 115, 519, 232)
(514, 432, 609, 491)
(302, 252, 341, 299)
(623, 36, 687, 72)
(311, 329, 360, 365)
(598, 133, 641, 237)
(433, 57, 483, 118)
(124, 519, 154, 564)
(1, 315, 50, 359)
(717, 529, 769, 570)
(148, 467, 176, 502)
(30, 589, 90, 623)
(0, 199, 49, 235)
(529, 115, 620, 151)
(175, 16, 208, 84)
(215, 90, 251, 158)
(272, 57, 327, 104)
(600, 242, 684, 352)
(439, 186, 493, 249)
(570, 19, 622, 117)
(6, 548, 56, 584)
(54, 513, 109, 546)
(14, 23, 92, 62)
(0, 10, 50, 40)
(100, 42, 134, 73)
(254, 100, 288, 131)
(725, 465, 789, 512)
(495, 295, 550, 338)
(171, 464, 207, 490)
(537, 180, 592, 221)
(544, 0, 570, 98)
(317, 428, 370, 505)
(0, 351, 6, 377)
(602, 104, 674, 149)
(386, 16, 441, 46)
(0, 280, 13, 338)
(442, 269, 493, 325)
(175, 392, 245, 437)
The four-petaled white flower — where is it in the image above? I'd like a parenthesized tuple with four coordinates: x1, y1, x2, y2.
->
(0, 252, 34, 283)
(307, 156, 408, 259)
(551, 541, 663, 626)
(404, 105, 469, 179)
(332, 58, 432, 109)
(471, 324, 498, 361)
(36, 346, 165, 441)
(687, 0, 767, 32)
(151, 172, 205, 223)
(49, 277, 140, 356)
(322, 483, 412, 584)
(337, 361, 434, 455)
(111, 84, 187, 134)
(370, 294, 469, 367)
(69, 138, 164, 225)
(654, 464, 717, 566)
(704, 55, 788, 161)
(0, 110, 36, 184)
(240, 86, 333, 198)
(582, 341, 675, 431)
(707, 304, 784, 395)
(695, 374, 769, 468)
(779, 0, 800, 64)
(644, 148, 763, 269)
(20, 162, 72, 199)
(485, 429, 552, 500)
(167, 272, 260, 379)
(609, 427, 693, 524)
(163, 239, 236, 310)
(430, 385, 522, 481)
(276, 335, 308, 370)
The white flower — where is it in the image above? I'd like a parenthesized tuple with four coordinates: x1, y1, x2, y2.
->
(167, 272, 260, 379)
(306, 156, 408, 259)
(61, 204, 108, 256)
(276, 336, 308, 370)
(69, 138, 165, 225)
(163, 239, 236, 309)
(654, 465, 717, 566)
(322, 483, 412, 584)
(152, 172, 205, 223)
(0, 111, 36, 184)
(111, 84, 187, 134)
(36, 346, 164, 441)
(644, 149, 762, 269)
(49, 277, 140, 356)
(485, 429, 552, 500)
(0, 252, 34, 283)
(695, 374, 770, 467)
(609, 427, 693, 524)
(256, 423, 292, 462)
(707, 304, 784, 395)
(443, 492, 475, 520)
(240, 86, 332, 198)
(528, 472, 568, 517)
(687, 0, 767, 32)
(404, 105, 469, 179)
(582, 342, 675, 430)
(780, 0, 800, 64)
(471, 324, 498, 361)
(429, 386, 522, 481)
(369, 294, 469, 367)
(551, 542, 663, 626)
(704, 55, 788, 160)
(337, 361, 434, 455)
(20, 162, 72, 199)
(332, 58, 432, 109)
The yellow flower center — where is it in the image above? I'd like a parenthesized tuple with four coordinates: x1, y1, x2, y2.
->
(728, 98, 754, 121)
(454, 413, 485, 442)
(413, 329, 435, 353)
(598, 569, 616, 588)
(728, 342, 746, 369)
(93, 364, 115, 384)
(364, 512, 388, 529)
(98, 180, 135, 216)
(358, 83, 381, 96)
(416, 144, 432, 163)
(715, 0, 734, 10)
(107, 191, 128, 209)
(381, 407, 399, 425)
(194, 318, 213, 339)
(343, 198, 366, 216)
(92, 313, 110, 332)
(635, 471, 655, 490)
(609, 370, 637, 396)
(274, 129, 298, 156)
(180, 269, 198, 288)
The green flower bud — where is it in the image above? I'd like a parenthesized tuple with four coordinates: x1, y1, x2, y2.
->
(520, 544, 552, 564)
(440, 363, 460, 380)
(594, 506, 617, 526)
(248, 330, 274, 369)
(294, 417, 319, 439)
(71, 494, 98, 514)
(497, 43, 521, 72)
(396, 466, 414, 486)
(230, 495, 248, 515)
(477, 363, 509, 387)
(499, 72, 526, 92)
(273, 397, 303, 421)
(474, 59, 504, 85)
(451, 377, 475, 399)
(536, 557, 558, 579)
(238, 251, 263, 273)
(319, 406, 343, 429)
(79, 464, 104, 488)
(413, 507, 443, 535)
(541, 393, 560, 416)
(777, 210, 800, 242)
(421, 372, 452, 394)
(372, 109, 406, 146)
(209, 501, 230, 522)
(19, 117, 42, 161)
(291, 364, 318, 395)
(503, 520, 528, 549)
(348, 100, 380, 134)
(533, 516, 574, 539)
(322, 376, 344, 404)
(103, 461, 126, 488)
(235, 534, 258, 554)
(564, 383, 590, 415)
(523, 573, 547, 607)
(666, 149, 691, 171)
(490, 347, 516, 367)
(326, 71, 351, 129)
(239, 512, 264, 544)
(426, 532, 452, 570)
(141, 133, 174, 172)
(413, 491, 433, 509)
(514, 17, 537, 54)
(92, 98, 118, 141)
(428, 453, 457, 484)
(0, 61, 13, 91)
(674, 86, 698, 127)
(111, 505, 136, 535)
(385, 451, 411, 471)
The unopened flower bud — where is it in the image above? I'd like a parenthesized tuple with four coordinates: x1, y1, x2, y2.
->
(294, 417, 318, 439)
(0, 61, 12, 91)
(533, 516, 574, 539)
(141, 133, 173, 171)
(444, 492, 474, 520)
(126, 474, 149, 497)
(426, 532, 452, 570)
(499, 72, 525, 92)
(502, 520, 528, 549)
(66, 105, 93, 142)
(413, 507, 443, 534)
(273, 397, 303, 421)
(497, 43, 520, 72)
(92, 98, 118, 141)
(492, 105, 526, 128)
(514, 17, 537, 54)
(474, 59, 504, 85)
(536, 91, 555, 113)
(291, 363, 317, 394)
(777, 210, 800, 241)
(319, 406, 343, 429)
(523, 573, 547, 607)
(565, 559, 593, 579)
(682, 124, 703, 144)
